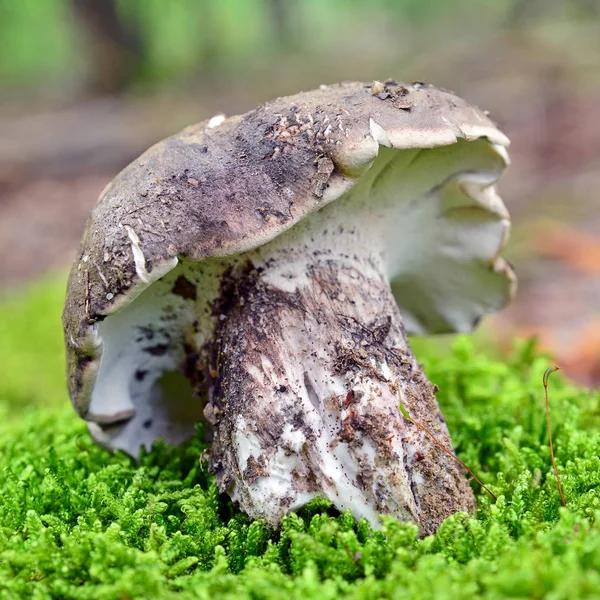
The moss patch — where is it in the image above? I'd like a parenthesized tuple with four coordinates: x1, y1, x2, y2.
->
(1, 280, 600, 599)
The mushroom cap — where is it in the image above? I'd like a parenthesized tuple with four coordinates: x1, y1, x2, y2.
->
(63, 80, 515, 421)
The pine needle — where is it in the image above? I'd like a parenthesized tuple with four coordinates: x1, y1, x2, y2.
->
(544, 366, 567, 507)
(398, 392, 497, 502)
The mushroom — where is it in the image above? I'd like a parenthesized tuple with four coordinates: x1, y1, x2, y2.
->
(63, 80, 515, 534)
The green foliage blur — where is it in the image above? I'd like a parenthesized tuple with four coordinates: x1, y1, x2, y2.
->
(1, 279, 600, 598)
(0, 276, 67, 422)
(0, 0, 450, 86)
(2, 0, 597, 92)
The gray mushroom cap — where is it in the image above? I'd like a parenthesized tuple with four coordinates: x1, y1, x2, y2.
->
(63, 80, 515, 439)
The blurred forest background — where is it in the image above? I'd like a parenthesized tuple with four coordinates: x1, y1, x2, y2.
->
(0, 0, 599, 393)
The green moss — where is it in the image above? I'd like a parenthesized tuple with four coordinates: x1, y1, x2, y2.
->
(1, 280, 600, 599)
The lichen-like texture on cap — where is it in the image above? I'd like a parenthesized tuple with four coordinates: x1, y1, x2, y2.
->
(63, 79, 514, 425)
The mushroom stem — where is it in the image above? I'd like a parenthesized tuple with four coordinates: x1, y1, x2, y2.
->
(206, 248, 475, 533)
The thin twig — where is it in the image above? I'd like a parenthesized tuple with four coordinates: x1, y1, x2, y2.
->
(398, 393, 497, 502)
(84, 269, 90, 318)
(544, 366, 566, 507)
